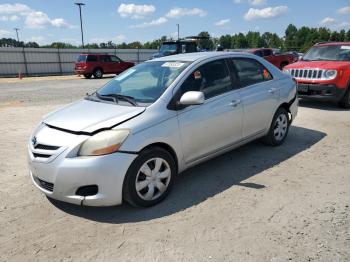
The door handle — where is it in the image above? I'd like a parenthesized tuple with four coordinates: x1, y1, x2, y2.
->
(268, 87, 277, 93)
(229, 99, 241, 107)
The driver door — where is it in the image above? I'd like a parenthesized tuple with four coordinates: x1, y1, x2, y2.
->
(176, 59, 243, 164)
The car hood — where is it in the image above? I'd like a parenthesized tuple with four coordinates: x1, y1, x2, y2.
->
(43, 99, 146, 133)
(285, 60, 350, 70)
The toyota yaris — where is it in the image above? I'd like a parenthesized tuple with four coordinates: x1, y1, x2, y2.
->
(28, 52, 298, 207)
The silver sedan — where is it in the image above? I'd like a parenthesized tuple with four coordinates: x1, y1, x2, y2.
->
(28, 52, 298, 207)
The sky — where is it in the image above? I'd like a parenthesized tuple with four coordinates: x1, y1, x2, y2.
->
(0, 0, 349, 45)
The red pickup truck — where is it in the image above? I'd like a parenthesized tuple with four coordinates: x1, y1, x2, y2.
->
(284, 42, 350, 108)
(247, 48, 297, 69)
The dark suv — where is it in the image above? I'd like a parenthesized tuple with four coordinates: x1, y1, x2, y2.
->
(75, 54, 134, 79)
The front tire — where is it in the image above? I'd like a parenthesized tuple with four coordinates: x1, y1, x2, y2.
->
(263, 107, 290, 146)
(338, 89, 350, 109)
(123, 147, 176, 207)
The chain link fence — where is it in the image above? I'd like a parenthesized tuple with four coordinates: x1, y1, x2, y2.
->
(0, 47, 157, 77)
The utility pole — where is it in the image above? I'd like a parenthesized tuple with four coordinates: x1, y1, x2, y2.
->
(14, 28, 20, 43)
(176, 24, 180, 40)
(75, 3, 85, 48)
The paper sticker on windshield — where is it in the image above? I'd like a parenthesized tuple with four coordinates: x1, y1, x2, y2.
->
(340, 45, 350, 50)
(162, 62, 185, 68)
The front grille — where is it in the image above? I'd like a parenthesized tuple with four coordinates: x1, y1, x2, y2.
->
(31, 142, 61, 159)
(35, 177, 54, 192)
(288, 69, 324, 80)
(34, 144, 60, 150)
(33, 153, 52, 158)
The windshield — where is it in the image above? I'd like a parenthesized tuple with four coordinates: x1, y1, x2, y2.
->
(160, 43, 177, 52)
(77, 55, 87, 62)
(95, 61, 190, 105)
(303, 45, 350, 61)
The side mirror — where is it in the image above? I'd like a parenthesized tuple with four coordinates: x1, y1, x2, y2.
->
(179, 91, 205, 106)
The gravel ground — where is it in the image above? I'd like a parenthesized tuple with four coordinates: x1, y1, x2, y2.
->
(0, 77, 349, 262)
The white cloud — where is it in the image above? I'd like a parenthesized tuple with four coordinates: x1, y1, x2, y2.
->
(337, 6, 350, 14)
(0, 3, 31, 15)
(319, 17, 336, 26)
(115, 34, 127, 43)
(244, 6, 288, 21)
(165, 8, 207, 18)
(234, 0, 266, 5)
(88, 35, 126, 44)
(249, 0, 267, 6)
(26, 36, 46, 44)
(0, 29, 11, 37)
(319, 17, 350, 30)
(51, 18, 70, 28)
(117, 3, 155, 19)
(215, 19, 230, 26)
(130, 17, 168, 28)
(0, 3, 71, 29)
(0, 15, 20, 21)
(337, 22, 350, 29)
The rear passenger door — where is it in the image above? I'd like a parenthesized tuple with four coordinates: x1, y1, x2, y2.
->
(230, 58, 278, 138)
(100, 55, 112, 73)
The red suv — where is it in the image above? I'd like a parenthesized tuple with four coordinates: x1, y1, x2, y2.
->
(75, 54, 134, 79)
(284, 42, 350, 108)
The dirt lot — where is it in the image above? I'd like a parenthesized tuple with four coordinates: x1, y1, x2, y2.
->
(0, 76, 349, 262)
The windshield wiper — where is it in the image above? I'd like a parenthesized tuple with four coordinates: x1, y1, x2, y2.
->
(96, 92, 138, 106)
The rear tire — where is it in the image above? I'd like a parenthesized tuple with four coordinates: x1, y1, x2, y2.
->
(123, 147, 176, 207)
(93, 68, 103, 79)
(338, 89, 350, 109)
(263, 107, 290, 146)
(83, 73, 92, 79)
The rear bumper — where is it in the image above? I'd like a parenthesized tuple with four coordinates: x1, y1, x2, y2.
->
(75, 69, 90, 75)
(297, 83, 346, 102)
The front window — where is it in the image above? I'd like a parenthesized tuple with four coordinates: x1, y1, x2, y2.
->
(160, 43, 177, 53)
(303, 45, 350, 61)
(180, 59, 232, 99)
(95, 61, 190, 105)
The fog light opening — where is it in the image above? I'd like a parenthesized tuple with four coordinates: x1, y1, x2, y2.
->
(76, 185, 98, 197)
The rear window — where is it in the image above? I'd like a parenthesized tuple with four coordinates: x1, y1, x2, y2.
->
(76, 55, 87, 62)
(87, 55, 98, 62)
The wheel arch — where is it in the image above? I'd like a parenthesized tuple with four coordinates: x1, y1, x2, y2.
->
(139, 142, 179, 173)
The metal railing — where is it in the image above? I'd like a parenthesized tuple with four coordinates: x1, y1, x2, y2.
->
(0, 47, 157, 77)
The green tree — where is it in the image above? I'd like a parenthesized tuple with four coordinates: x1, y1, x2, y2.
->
(197, 31, 214, 50)
(284, 24, 298, 51)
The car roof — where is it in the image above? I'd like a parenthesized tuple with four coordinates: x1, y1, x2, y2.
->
(150, 51, 254, 62)
(316, 42, 350, 46)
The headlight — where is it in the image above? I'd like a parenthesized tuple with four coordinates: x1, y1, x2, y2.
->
(323, 70, 337, 79)
(78, 129, 130, 156)
(283, 68, 290, 74)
